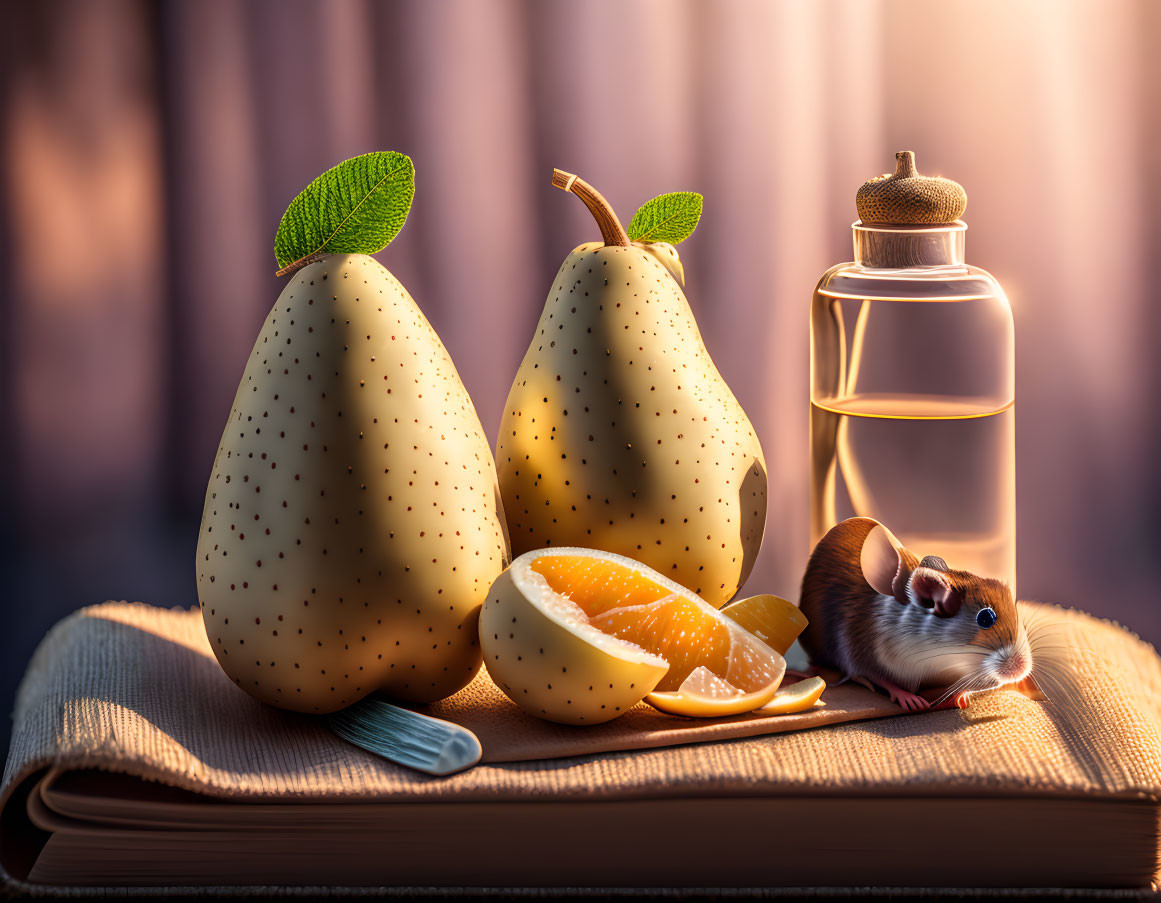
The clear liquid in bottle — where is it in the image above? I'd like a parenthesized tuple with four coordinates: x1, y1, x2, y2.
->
(810, 394, 1015, 590)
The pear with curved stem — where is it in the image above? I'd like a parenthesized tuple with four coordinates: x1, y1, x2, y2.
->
(495, 170, 767, 608)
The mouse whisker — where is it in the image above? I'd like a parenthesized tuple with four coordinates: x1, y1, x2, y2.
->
(930, 673, 976, 707)
(931, 669, 994, 708)
(904, 651, 986, 670)
(1027, 631, 1068, 648)
(931, 678, 981, 709)
(930, 679, 972, 709)
(899, 646, 988, 668)
(905, 639, 983, 654)
(1025, 649, 1084, 707)
(893, 646, 989, 679)
(1023, 619, 1069, 645)
(896, 656, 974, 677)
(907, 644, 984, 656)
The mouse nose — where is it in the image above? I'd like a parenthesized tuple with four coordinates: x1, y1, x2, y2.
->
(998, 648, 1031, 682)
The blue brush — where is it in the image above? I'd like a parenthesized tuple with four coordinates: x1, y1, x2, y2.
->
(327, 696, 482, 776)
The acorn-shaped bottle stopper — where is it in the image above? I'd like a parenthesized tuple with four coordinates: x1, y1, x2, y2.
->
(856, 151, 966, 225)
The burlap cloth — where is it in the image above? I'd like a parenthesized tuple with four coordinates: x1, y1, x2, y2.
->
(4, 600, 1161, 896)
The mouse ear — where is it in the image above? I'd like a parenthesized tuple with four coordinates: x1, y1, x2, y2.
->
(860, 523, 908, 602)
(909, 568, 963, 618)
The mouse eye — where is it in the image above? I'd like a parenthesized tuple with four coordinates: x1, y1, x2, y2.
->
(976, 607, 997, 629)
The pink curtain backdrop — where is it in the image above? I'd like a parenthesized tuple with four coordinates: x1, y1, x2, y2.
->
(2, 0, 1159, 744)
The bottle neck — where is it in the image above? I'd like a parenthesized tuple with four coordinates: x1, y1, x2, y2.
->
(853, 221, 967, 268)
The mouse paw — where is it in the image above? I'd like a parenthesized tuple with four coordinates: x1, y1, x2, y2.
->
(1012, 676, 1046, 701)
(930, 691, 971, 711)
(863, 675, 930, 712)
(890, 688, 931, 712)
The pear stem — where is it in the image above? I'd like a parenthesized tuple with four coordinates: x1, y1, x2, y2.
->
(552, 169, 630, 247)
(275, 250, 327, 277)
(894, 151, 917, 179)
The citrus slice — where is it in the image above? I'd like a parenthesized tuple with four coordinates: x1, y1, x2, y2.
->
(647, 666, 786, 717)
(479, 548, 786, 724)
(757, 675, 827, 715)
(721, 594, 808, 655)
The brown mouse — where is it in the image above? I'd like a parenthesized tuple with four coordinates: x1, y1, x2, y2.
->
(799, 517, 1032, 711)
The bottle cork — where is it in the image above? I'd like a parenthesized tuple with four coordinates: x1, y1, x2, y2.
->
(855, 152, 967, 267)
(856, 151, 966, 225)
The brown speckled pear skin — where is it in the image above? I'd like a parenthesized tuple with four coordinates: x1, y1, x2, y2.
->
(196, 254, 511, 714)
(495, 242, 767, 608)
(855, 151, 967, 225)
(636, 241, 684, 285)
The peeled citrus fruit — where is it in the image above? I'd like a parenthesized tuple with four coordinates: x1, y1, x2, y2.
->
(479, 548, 786, 724)
(758, 675, 827, 715)
(721, 593, 808, 655)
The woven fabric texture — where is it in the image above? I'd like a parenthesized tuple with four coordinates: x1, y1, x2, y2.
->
(4, 600, 1161, 813)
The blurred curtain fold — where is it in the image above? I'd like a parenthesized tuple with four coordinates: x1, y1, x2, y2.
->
(2, 0, 1160, 748)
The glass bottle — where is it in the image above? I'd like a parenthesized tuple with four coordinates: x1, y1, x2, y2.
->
(809, 152, 1016, 592)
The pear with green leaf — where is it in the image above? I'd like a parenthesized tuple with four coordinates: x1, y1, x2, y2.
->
(495, 171, 767, 608)
(197, 152, 510, 713)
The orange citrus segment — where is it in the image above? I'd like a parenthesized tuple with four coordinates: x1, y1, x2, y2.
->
(480, 548, 789, 723)
(590, 595, 733, 692)
(647, 664, 782, 718)
(680, 666, 745, 699)
(530, 553, 672, 615)
(758, 676, 827, 715)
(530, 553, 785, 703)
(721, 594, 808, 656)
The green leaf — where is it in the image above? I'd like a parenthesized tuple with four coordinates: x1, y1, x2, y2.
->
(626, 191, 703, 244)
(274, 151, 415, 273)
